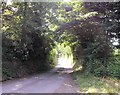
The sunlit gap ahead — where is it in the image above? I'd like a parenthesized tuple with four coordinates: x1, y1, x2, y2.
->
(54, 43, 75, 73)
(56, 54, 74, 68)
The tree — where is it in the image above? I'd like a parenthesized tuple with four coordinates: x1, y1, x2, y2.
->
(1, 2, 55, 79)
(84, 2, 120, 48)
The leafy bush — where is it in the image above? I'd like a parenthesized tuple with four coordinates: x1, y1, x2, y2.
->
(48, 48, 58, 67)
(86, 49, 120, 78)
(2, 30, 53, 81)
(106, 62, 120, 78)
(106, 51, 120, 78)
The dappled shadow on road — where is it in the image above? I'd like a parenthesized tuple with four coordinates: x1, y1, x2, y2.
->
(2, 77, 40, 93)
(2, 69, 78, 93)
(2, 72, 57, 93)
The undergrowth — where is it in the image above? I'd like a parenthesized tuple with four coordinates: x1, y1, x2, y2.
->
(72, 71, 120, 93)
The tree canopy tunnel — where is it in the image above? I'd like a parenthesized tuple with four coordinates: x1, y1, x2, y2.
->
(53, 18, 112, 74)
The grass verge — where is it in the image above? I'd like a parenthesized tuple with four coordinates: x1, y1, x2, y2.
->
(71, 71, 120, 93)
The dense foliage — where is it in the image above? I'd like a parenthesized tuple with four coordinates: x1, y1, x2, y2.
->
(1, 1, 120, 80)
(52, 2, 120, 78)
(84, 2, 120, 48)
(1, 2, 54, 80)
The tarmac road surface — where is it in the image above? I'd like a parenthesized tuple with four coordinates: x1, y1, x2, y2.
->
(1, 69, 78, 94)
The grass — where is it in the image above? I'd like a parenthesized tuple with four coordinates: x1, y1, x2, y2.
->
(72, 71, 120, 93)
